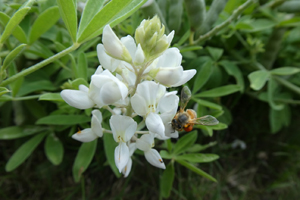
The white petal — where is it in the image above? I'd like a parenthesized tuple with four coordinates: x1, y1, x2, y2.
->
(167, 31, 175, 44)
(133, 44, 145, 64)
(136, 134, 154, 151)
(94, 65, 104, 74)
(91, 110, 103, 137)
(172, 69, 197, 87)
(146, 113, 165, 137)
(72, 128, 97, 142)
(61, 89, 94, 109)
(99, 81, 122, 104)
(102, 25, 124, 59)
(144, 149, 166, 169)
(120, 35, 136, 58)
(128, 143, 136, 156)
(97, 44, 119, 72)
(131, 94, 148, 116)
(157, 93, 179, 114)
(122, 158, 132, 177)
(114, 142, 130, 172)
(155, 66, 183, 86)
(110, 115, 137, 143)
(79, 84, 89, 93)
(157, 47, 181, 68)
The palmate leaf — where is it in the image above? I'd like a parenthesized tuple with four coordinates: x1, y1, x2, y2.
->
(175, 158, 217, 182)
(160, 162, 175, 198)
(72, 140, 97, 182)
(77, 0, 147, 43)
(5, 132, 47, 172)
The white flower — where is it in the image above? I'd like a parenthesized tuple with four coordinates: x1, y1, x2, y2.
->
(60, 84, 95, 109)
(72, 110, 103, 142)
(131, 81, 179, 137)
(122, 143, 136, 177)
(136, 133, 165, 169)
(150, 48, 196, 87)
(91, 69, 128, 107)
(102, 25, 132, 63)
(110, 115, 137, 172)
(97, 35, 145, 73)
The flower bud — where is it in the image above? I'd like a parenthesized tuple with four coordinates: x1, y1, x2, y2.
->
(102, 25, 132, 63)
(135, 16, 174, 61)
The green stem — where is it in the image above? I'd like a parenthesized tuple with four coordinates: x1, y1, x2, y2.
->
(194, 0, 255, 44)
(0, 43, 80, 87)
(273, 76, 300, 96)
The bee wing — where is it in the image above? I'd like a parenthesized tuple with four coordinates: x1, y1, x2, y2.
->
(192, 115, 219, 126)
(180, 86, 192, 111)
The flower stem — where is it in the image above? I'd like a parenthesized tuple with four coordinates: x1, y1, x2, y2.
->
(0, 43, 80, 87)
(193, 0, 255, 44)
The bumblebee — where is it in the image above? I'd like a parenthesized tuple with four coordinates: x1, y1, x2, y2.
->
(171, 86, 219, 132)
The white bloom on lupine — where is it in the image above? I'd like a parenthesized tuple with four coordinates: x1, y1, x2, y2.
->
(150, 48, 197, 87)
(131, 81, 166, 136)
(102, 25, 132, 63)
(97, 34, 145, 74)
(122, 143, 136, 177)
(60, 84, 95, 109)
(131, 81, 179, 137)
(136, 133, 165, 169)
(110, 115, 137, 173)
(91, 69, 128, 107)
(72, 110, 103, 142)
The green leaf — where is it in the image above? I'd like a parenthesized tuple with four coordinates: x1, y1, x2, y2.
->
(279, 17, 300, 27)
(103, 132, 121, 178)
(0, 126, 45, 140)
(248, 70, 270, 91)
(29, 6, 60, 44)
(207, 47, 223, 61)
(177, 153, 219, 163)
(0, 87, 10, 97)
(208, 122, 228, 130)
(193, 98, 222, 110)
(173, 131, 197, 155)
(0, 12, 27, 43)
(36, 115, 90, 125)
(268, 77, 284, 110)
(57, 0, 77, 42)
(76, 52, 88, 80)
(70, 78, 89, 89)
(2, 44, 27, 71)
(45, 133, 64, 165)
(160, 162, 175, 198)
(5, 132, 47, 172)
(192, 60, 214, 94)
(77, 0, 106, 37)
(270, 67, 300, 76)
(18, 80, 56, 96)
(219, 60, 244, 92)
(200, 126, 213, 137)
(175, 159, 217, 182)
(195, 85, 241, 98)
(39, 93, 64, 102)
(160, 150, 173, 159)
(77, 0, 147, 43)
(0, 7, 30, 43)
(180, 46, 202, 53)
(187, 142, 217, 153)
(8, 63, 23, 97)
(72, 140, 97, 182)
(244, 19, 276, 32)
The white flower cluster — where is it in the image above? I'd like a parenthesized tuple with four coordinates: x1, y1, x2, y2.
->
(61, 16, 196, 177)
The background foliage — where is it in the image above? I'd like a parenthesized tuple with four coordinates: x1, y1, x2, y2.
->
(1, 0, 300, 199)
